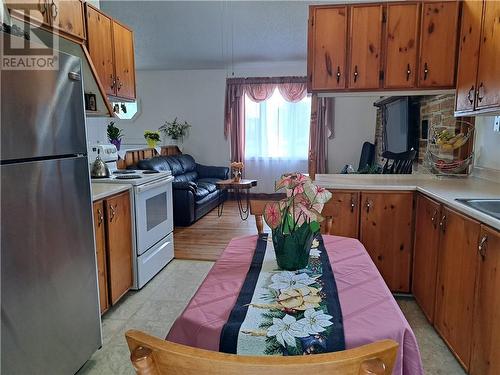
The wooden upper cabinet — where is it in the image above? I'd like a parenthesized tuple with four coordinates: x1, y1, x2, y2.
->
(51, 0, 85, 40)
(475, 0, 500, 111)
(359, 192, 414, 293)
(324, 190, 360, 238)
(105, 191, 133, 305)
(93, 200, 109, 314)
(412, 194, 441, 323)
(418, 1, 460, 88)
(434, 207, 480, 371)
(384, 3, 420, 89)
(85, 5, 115, 97)
(471, 226, 500, 375)
(5, 0, 51, 27)
(348, 4, 383, 89)
(310, 6, 348, 91)
(112, 21, 136, 100)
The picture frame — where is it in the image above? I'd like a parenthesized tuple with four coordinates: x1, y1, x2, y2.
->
(84, 93, 97, 112)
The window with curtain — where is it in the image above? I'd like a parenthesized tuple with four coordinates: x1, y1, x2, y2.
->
(244, 89, 311, 193)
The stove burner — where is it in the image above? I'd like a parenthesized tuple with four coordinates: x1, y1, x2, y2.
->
(115, 175, 142, 180)
(142, 170, 160, 174)
(113, 170, 135, 175)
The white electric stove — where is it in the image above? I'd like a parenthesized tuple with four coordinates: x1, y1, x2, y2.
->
(90, 144, 174, 289)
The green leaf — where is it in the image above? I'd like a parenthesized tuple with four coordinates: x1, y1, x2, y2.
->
(310, 221, 320, 233)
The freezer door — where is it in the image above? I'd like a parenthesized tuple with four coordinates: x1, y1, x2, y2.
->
(1, 34, 87, 161)
(1, 156, 101, 374)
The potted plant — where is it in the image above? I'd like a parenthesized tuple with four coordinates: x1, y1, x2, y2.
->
(159, 117, 191, 145)
(263, 173, 332, 271)
(107, 121, 124, 151)
(144, 130, 161, 148)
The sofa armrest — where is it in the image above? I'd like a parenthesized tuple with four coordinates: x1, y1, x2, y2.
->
(196, 164, 229, 180)
(173, 181, 197, 194)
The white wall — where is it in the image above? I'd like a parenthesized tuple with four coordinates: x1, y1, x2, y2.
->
(474, 116, 500, 171)
(86, 61, 379, 171)
(327, 96, 379, 173)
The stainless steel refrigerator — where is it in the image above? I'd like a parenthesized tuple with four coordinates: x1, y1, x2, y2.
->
(1, 32, 101, 374)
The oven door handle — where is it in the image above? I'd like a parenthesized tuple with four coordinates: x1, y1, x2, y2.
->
(135, 176, 173, 193)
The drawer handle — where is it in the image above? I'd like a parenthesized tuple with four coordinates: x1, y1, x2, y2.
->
(478, 235, 488, 259)
(109, 204, 116, 222)
(97, 208, 104, 226)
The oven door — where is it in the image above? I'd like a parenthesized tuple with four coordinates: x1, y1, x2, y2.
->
(134, 176, 174, 256)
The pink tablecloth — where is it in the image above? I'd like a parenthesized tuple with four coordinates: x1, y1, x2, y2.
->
(167, 235, 424, 375)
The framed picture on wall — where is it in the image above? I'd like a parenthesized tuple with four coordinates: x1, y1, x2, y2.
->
(84, 93, 97, 112)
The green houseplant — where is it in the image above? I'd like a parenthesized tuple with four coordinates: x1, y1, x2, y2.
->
(107, 121, 124, 150)
(263, 173, 332, 271)
(159, 117, 191, 143)
(144, 130, 161, 148)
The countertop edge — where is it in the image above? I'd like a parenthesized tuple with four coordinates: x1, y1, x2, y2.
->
(91, 183, 132, 202)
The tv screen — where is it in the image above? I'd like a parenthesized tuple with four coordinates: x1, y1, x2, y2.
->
(384, 98, 409, 153)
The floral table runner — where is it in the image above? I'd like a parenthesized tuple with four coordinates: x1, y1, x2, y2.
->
(219, 233, 345, 355)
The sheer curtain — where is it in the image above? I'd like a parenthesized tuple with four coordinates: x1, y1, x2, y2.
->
(244, 89, 311, 193)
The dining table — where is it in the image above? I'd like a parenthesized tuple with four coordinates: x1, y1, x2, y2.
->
(167, 234, 424, 375)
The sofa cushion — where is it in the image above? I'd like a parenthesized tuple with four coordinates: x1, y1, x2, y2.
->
(136, 156, 171, 172)
(165, 157, 184, 176)
(174, 171, 198, 183)
(195, 190, 220, 206)
(194, 186, 210, 201)
(197, 180, 217, 194)
(177, 154, 196, 173)
(197, 177, 221, 186)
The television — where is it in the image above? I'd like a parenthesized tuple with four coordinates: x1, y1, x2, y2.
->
(382, 97, 419, 154)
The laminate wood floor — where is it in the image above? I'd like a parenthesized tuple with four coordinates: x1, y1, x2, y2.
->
(174, 200, 268, 261)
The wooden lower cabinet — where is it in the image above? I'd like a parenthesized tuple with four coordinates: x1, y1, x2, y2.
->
(470, 226, 500, 375)
(412, 194, 441, 322)
(360, 192, 414, 292)
(93, 191, 133, 313)
(325, 190, 359, 238)
(434, 207, 480, 371)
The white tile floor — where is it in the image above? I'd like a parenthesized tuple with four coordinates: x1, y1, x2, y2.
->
(78, 260, 465, 375)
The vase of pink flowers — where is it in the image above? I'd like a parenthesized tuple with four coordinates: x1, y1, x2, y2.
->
(263, 173, 332, 271)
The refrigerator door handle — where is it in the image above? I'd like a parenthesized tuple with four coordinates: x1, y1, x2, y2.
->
(68, 72, 81, 81)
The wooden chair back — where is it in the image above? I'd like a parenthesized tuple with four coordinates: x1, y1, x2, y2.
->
(381, 150, 416, 174)
(250, 199, 335, 235)
(126, 330, 398, 375)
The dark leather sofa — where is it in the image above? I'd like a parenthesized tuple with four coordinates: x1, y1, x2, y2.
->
(136, 154, 229, 226)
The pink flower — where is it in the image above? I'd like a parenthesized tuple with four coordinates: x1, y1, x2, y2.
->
(263, 202, 282, 229)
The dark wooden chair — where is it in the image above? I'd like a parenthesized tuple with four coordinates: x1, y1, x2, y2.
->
(381, 150, 417, 174)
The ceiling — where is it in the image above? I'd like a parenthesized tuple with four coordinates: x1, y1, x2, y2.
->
(100, 1, 319, 71)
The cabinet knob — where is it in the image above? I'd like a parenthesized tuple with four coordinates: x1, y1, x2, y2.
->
(478, 235, 488, 259)
(336, 66, 341, 83)
(365, 199, 372, 213)
(38, 1, 48, 14)
(477, 82, 484, 103)
(110, 74, 116, 89)
(406, 64, 411, 81)
(109, 204, 116, 222)
(51, 0, 57, 19)
(431, 209, 438, 229)
(423, 62, 429, 80)
(97, 208, 104, 226)
(439, 215, 447, 233)
(353, 65, 359, 83)
(116, 76, 122, 91)
(467, 86, 475, 105)
(350, 196, 356, 213)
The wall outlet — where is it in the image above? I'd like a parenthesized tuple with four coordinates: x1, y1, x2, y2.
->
(494, 116, 500, 132)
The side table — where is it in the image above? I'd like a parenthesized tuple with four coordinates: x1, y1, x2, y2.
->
(215, 179, 257, 220)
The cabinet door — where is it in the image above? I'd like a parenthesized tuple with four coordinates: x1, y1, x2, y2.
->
(93, 200, 109, 314)
(418, 1, 459, 88)
(412, 194, 441, 323)
(475, 0, 500, 111)
(112, 21, 136, 100)
(5, 0, 51, 27)
(310, 6, 348, 90)
(435, 207, 480, 371)
(85, 4, 115, 96)
(360, 192, 414, 292)
(348, 4, 383, 89)
(455, 0, 483, 113)
(470, 226, 500, 375)
(325, 190, 359, 238)
(51, 0, 85, 40)
(105, 191, 133, 305)
(384, 3, 420, 89)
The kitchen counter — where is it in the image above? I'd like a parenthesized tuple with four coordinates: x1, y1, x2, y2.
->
(91, 183, 131, 202)
(315, 174, 500, 230)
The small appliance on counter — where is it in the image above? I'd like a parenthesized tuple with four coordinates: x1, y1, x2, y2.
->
(90, 149, 111, 178)
(90, 143, 175, 289)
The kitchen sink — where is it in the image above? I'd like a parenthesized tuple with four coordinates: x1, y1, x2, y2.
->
(455, 199, 500, 220)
